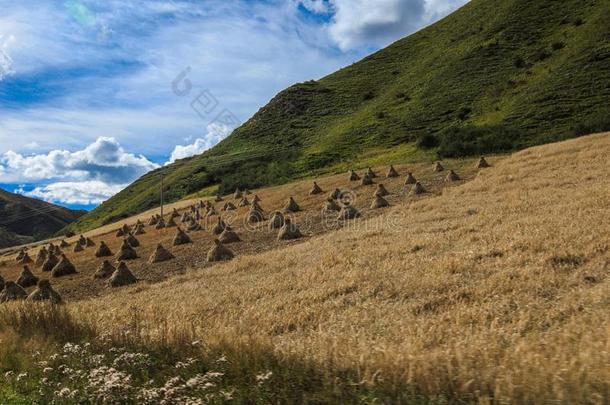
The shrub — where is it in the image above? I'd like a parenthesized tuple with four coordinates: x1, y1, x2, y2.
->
(572, 109, 610, 136)
(437, 125, 519, 158)
(573, 17, 584, 26)
(376, 111, 386, 119)
(552, 41, 565, 51)
(514, 56, 526, 68)
(417, 133, 440, 149)
(534, 47, 552, 62)
(457, 107, 472, 121)
(363, 91, 375, 101)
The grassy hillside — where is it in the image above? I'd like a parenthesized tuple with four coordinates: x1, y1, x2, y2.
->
(69, 0, 610, 232)
(1, 133, 608, 403)
(0, 188, 85, 249)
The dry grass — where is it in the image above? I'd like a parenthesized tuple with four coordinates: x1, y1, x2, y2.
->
(52, 133, 610, 403)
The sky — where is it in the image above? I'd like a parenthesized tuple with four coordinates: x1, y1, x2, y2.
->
(0, 0, 468, 210)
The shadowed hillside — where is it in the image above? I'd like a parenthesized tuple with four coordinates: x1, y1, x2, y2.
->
(68, 0, 610, 233)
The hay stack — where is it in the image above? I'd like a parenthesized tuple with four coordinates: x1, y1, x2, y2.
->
(126, 234, 140, 248)
(78, 235, 87, 246)
(446, 169, 460, 181)
(41, 252, 59, 272)
(148, 215, 158, 226)
(95, 241, 113, 258)
(172, 227, 192, 246)
(59, 240, 69, 248)
(412, 181, 426, 194)
(434, 162, 444, 172)
(206, 207, 217, 217)
(348, 170, 360, 181)
(149, 243, 174, 263)
(171, 208, 179, 218)
(309, 182, 323, 195)
(247, 207, 265, 224)
(361, 174, 374, 186)
(85, 237, 95, 247)
(366, 167, 377, 178)
(134, 225, 146, 235)
(94, 260, 115, 279)
(211, 218, 226, 235)
(277, 218, 303, 240)
(219, 229, 241, 244)
(73, 242, 84, 253)
(115, 240, 138, 261)
(252, 195, 261, 203)
(477, 156, 491, 168)
(186, 220, 202, 232)
(207, 239, 234, 262)
(386, 165, 399, 178)
(16, 265, 39, 288)
(51, 254, 77, 277)
(268, 212, 285, 230)
(215, 194, 223, 202)
(27, 280, 62, 304)
(0, 281, 27, 302)
(374, 184, 389, 197)
(15, 249, 25, 262)
(155, 218, 166, 229)
(223, 202, 237, 211)
(329, 188, 341, 200)
(17, 252, 33, 264)
(115, 228, 125, 237)
(371, 195, 389, 209)
(35, 248, 48, 267)
(324, 198, 341, 212)
(338, 204, 360, 220)
(244, 189, 252, 195)
(405, 172, 417, 185)
(283, 197, 301, 213)
(238, 197, 250, 207)
(181, 212, 190, 223)
(109, 262, 137, 287)
(234, 188, 242, 199)
(166, 216, 177, 227)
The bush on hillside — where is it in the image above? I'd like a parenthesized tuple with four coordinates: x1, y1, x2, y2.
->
(417, 133, 440, 149)
(437, 125, 520, 158)
(572, 109, 610, 136)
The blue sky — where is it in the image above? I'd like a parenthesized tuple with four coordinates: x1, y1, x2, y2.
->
(0, 0, 467, 210)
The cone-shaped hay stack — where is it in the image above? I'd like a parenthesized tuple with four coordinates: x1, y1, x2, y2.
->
(186, 220, 202, 232)
(238, 197, 250, 207)
(27, 280, 62, 304)
(268, 212, 285, 230)
(309, 182, 322, 195)
(171, 208, 179, 218)
(252, 195, 261, 203)
(51, 254, 77, 278)
(215, 194, 223, 202)
(115, 228, 125, 237)
(324, 198, 341, 212)
(247, 207, 265, 224)
(85, 237, 95, 247)
(477, 156, 491, 168)
(386, 165, 399, 178)
(283, 197, 301, 213)
(434, 162, 444, 172)
(165, 216, 177, 228)
(41, 252, 59, 272)
(219, 229, 241, 244)
(234, 188, 242, 199)
(446, 169, 460, 181)
(78, 235, 87, 246)
(94, 260, 115, 279)
(366, 167, 377, 178)
(115, 240, 138, 261)
(223, 202, 236, 211)
(206, 207, 217, 217)
(134, 225, 146, 235)
(371, 195, 389, 209)
(0, 281, 27, 302)
(15, 249, 25, 262)
(73, 242, 84, 253)
(361, 174, 374, 186)
(95, 241, 113, 258)
(59, 240, 69, 248)
(277, 218, 302, 240)
(329, 188, 341, 200)
(374, 184, 389, 197)
(155, 218, 166, 229)
(17, 265, 39, 288)
(126, 234, 140, 248)
(109, 262, 137, 287)
(348, 170, 360, 181)
(173, 227, 192, 246)
(148, 216, 158, 226)
(207, 239, 234, 262)
(212, 218, 227, 235)
(405, 173, 417, 186)
(412, 181, 426, 194)
(149, 243, 174, 263)
(35, 248, 48, 267)
(338, 204, 360, 220)
(17, 252, 33, 265)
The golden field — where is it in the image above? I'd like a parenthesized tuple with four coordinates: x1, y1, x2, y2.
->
(0, 133, 608, 403)
(69, 133, 610, 403)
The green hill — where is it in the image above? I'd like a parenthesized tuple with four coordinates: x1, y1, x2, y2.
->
(0, 188, 85, 249)
(69, 0, 610, 232)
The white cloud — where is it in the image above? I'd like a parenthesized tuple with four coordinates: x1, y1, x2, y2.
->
(0, 33, 14, 80)
(167, 123, 232, 164)
(18, 181, 125, 205)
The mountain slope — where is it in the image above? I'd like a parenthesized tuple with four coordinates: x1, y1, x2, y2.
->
(0, 188, 85, 248)
(70, 0, 610, 232)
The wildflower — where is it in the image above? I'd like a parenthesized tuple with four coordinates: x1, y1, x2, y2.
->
(16, 372, 28, 382)
(4, 371, 14, 378)
(43, 367, 54, 374)
(256, 370, 273, 385)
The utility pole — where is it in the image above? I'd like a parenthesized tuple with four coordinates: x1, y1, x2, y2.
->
(160, 173, 164, 218)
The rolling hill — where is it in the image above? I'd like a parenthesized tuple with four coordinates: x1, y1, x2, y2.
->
(0, 188, 85, 249)
(68, 0, 610, 233)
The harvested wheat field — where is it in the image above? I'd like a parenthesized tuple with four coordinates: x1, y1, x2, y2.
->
(61, 133, 610, 402)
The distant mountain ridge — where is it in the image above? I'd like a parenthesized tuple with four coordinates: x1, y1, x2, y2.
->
(69, 0, 610, 233)
(0, 188, 85, 249)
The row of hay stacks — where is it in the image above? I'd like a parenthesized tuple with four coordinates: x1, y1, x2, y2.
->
(0, 157, 486, 302)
